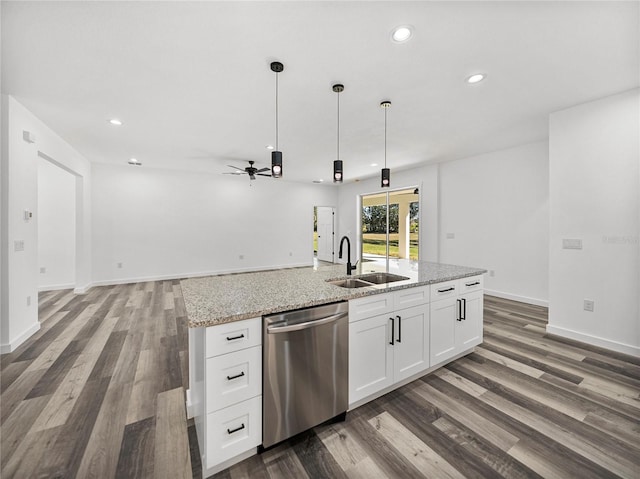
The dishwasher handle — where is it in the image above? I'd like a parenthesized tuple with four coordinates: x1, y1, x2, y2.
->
(266, 311, 348, 334)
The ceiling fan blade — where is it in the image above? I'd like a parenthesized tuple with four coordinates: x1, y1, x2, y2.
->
(256, 167, 270, 173)
(223, 172, 244, 175)
(257, 173, 272, 177)
(249, 174, 256, 180)
(227, 165, 246, 171)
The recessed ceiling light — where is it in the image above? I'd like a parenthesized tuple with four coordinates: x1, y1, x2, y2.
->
(128, 158, 142, 166)
(108, 118, 123, 126)
(466, 73, 486, 84)
(266, 145, 274, 150)
(371, 163, 378, 167)
(391, 25, 413, 43)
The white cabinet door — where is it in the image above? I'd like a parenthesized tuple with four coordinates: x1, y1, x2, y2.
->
(349, 314, 394, 404)
(393, 304, 429, 381)
(430, 296, 458, 366)
(458, 290, 483, 350)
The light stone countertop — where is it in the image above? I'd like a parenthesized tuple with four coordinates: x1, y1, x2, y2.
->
(182, 260, 486, 328)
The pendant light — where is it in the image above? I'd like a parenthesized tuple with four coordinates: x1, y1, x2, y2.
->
(380, 100, 391, 187)
(270, 61, 284, 178)
(332, 84, 344, 183)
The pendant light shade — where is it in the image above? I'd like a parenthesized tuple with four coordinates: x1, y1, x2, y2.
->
(380, 100, 391, 188)
(332, 84, 345, 183)
(270, 61, 284, 178)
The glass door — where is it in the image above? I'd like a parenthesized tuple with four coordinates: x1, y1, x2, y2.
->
(361, 188, 419, 265)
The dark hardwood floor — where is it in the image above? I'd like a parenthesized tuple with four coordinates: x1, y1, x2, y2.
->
(2, 285, 639, 479)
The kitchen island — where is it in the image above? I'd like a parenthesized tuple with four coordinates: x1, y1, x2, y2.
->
(183, 260, 486, 477)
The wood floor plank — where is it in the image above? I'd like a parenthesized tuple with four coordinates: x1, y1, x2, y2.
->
(155, 387, 191, 479)
(289, 430, 349, 479)
(116, 415, 156, 477)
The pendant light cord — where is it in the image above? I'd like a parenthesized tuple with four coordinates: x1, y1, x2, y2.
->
(384, 106, 387, 168)
(337, 90, 340, 161)
(275, 72, 279, 151)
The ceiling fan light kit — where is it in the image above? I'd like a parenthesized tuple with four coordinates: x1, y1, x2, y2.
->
(380, 100, 391, 188)
(332, 83, 345, 183)
(270, 61, 284, 178)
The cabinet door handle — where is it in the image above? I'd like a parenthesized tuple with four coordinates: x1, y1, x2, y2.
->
(227, 423, 245, 435)
(462, 298, 466, 320)
(465, 281, 480, 287)
(389, 317, 395, 345)
(396, 315, 402, 343)
(438, 287, 455, 293)
(456, 299, 462, 321)
(226, 333, 245, 341)
(226, 371, 245, 381)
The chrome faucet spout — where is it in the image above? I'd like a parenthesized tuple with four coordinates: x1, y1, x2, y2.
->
(338, 236, 357, 275)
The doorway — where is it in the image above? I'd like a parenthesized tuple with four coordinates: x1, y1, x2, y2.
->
(314, 206, 335, 263)
(360, 187, 419, 263)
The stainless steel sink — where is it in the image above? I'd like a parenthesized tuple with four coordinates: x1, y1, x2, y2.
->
(327, 278, 374, 289)
(358, 273, 410, 284)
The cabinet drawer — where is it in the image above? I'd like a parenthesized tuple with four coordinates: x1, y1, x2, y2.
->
(430, 280, 458, 300)
(459, 275, 483, 294)
(206, 317, 261, 358)
(206, 346, 261, 413)
(394, 285, 430, 309)
(206, 396, 262, 469)
(349, 292, 393, 323)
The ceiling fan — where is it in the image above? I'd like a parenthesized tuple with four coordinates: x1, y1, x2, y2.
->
(224, 160, 272, 180)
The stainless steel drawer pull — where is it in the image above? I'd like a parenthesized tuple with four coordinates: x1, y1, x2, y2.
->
(226, 333, 245, 341)
(465, 281, 480, 287)
(227, 423, 245, 435)
(226, 371, 245, 381)
(437, 287, 455, 293)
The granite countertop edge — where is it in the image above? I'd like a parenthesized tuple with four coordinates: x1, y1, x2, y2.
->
(182, 262, 487, 328)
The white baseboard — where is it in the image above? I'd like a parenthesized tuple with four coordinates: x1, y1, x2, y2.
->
(546, 324, 640, 357)
(73, 283, 91, 294)
(90, 262, 313, 288)
(38, 283, 75, 292)
(0, 321, 40, 354)
(484, 289, 548, 307)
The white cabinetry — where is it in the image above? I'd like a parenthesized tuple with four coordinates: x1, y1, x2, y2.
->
(191, 317, 262, 477)
(349, 286, 430, 405)
(430, 275, 483, 367)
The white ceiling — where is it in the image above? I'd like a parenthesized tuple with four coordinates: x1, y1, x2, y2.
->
(2, 1, 638, 184)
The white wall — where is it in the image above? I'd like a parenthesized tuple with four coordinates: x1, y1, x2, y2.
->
(38, 158, 76, 290)
(91, 163, 338, 283)
(548, 89, 639, 356)
(439, 141, 549, 305)
(1, 95, 92, 353)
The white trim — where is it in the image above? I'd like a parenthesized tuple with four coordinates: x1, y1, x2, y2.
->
(89, 262, 312, 288)
(484, 289, 548, 307)
(73, 283, 91, 294)
(546, 324, 640, 358)
(185, 389, 193, 419)
(38, 283, 75, 292)
(0, 321, 40, 354)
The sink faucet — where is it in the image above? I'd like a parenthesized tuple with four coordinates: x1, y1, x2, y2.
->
(338, 236, 358, 275)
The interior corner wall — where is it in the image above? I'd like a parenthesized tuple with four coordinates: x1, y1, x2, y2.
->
(439, 141, 549, 306)
(1, 95, 92, 353)
(336, 164, 439, 264)
(548, 89, 640, 356)
(90, 163, 338, 283)
(38, 158, 76, 291)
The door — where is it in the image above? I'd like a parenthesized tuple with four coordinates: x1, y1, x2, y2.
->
(430, 297, 458, 366)
(316, 207, 335, 263)
(349, 315, 394, 405)
(457, 291, 483, 350)
(393, 305, 429, 381)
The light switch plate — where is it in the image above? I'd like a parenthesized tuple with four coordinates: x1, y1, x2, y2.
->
(562, 239, 582, 250)
(14, 240, 25, 252)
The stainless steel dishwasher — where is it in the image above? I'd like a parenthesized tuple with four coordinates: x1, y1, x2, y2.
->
(262, 301, 348, 448)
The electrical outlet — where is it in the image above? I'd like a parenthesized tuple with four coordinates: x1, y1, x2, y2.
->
(239, 255, 244, 260)
(117, 262, 123, 269)
(27, 296, 31, 306)
(446, 233, 455, 239)
(489, 270, 495, 277)
(40, 267, 46, 274)
(584, 299, 594, 312)
(14, 240, 25, 252)
(289, 252, 293, 257)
